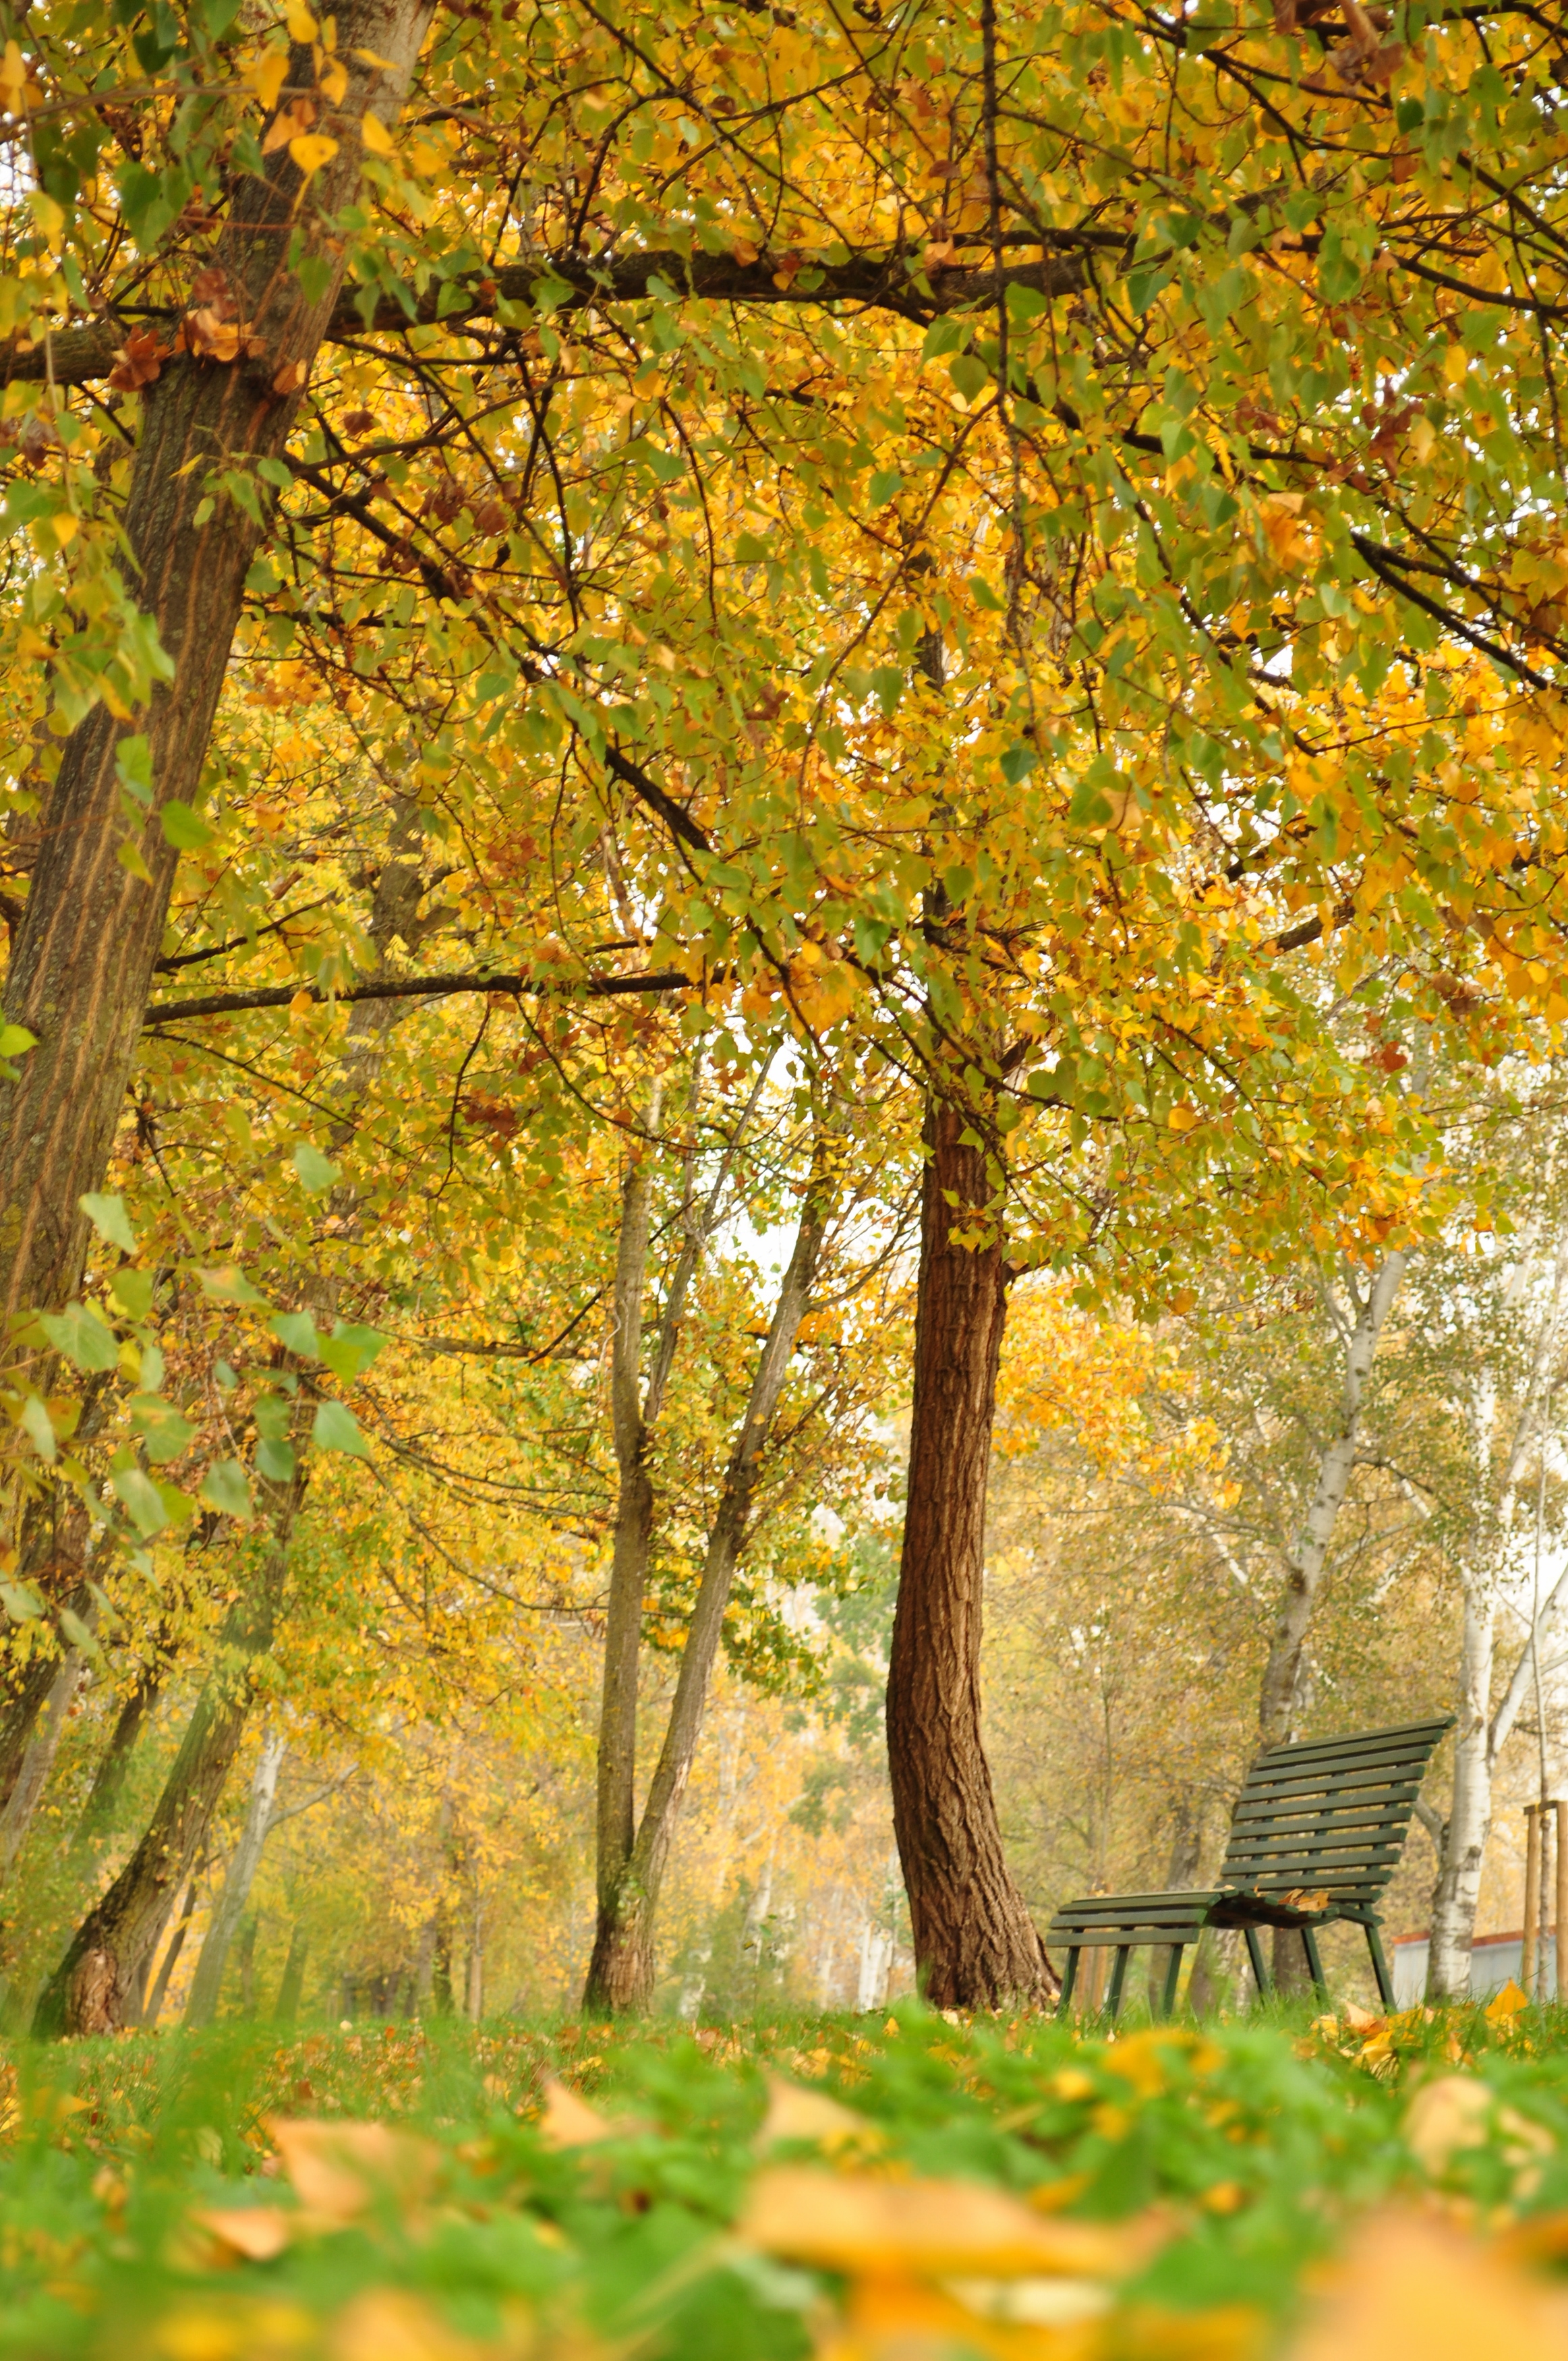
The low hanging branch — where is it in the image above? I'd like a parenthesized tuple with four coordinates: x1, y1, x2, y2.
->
(141, 965, 709, 1027)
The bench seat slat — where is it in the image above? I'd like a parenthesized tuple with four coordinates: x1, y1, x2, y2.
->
(1248, 1719, 1451, 1769)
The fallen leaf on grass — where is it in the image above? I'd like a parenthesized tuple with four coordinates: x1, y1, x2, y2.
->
(1403, 2073, 1553, 2192)
(536, 2077, 646, 2148)
(1486, 1979, 1529, 2022)
(330, 2286, 512, 2360)
(266, 2117, 440, 2222)
(193, 2205, 295, 2261)
(756, 2074, 884, 2155)
(1287, 2209, 1568, 2358)
(741, 2166, 1144, 2279)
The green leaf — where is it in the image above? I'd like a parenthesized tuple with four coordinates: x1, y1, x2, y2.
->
(256, 1437, 297, 1483)
(733, 532, 770, 563)
(161, 800, 214, 851)
(1000, 744, 1037, 785)
(318, 1322, 389, 1380)
(868, 470, 902, 507)
(292, 1143, 339, 1195)
(312, 1398, 370, 1457)
(200, 1459, 254, 1520)
(0, 1024, 36, 1060)
(112, 1464, 169, 1537)
(39, 1303, 120, 1373)
(115, 734, 154, 805)
(197, 1265, 266, 1305)
(109, 1267, 154, 1323)
(20, 1395, 55, 1463)
(81, 1191, 136, 1253)
(919, 318, 966, 362)
(0, 1581, 42, 1621)
(132, 1397, 197, 1465)
(870, 664, 904, 718)
(949, 353, 991, 400)
(270, 1311, 320, 1359)
(58, 1607, 100, 1658)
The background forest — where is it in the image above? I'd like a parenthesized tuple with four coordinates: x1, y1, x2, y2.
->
(1, 0, 1568, 2054)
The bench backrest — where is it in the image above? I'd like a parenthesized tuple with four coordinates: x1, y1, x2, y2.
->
(1217, 1717, 1453, 1911)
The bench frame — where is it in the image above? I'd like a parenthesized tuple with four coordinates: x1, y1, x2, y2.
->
(1049, 1717, 1453, 2018)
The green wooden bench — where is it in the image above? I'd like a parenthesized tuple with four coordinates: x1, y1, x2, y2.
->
(1048, 1716, 1453, 2018)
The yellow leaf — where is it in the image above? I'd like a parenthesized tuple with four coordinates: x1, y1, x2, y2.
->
(193, 2205, 294, 2260)
(283, 0, 318, 40)
(756, 2075, 881, 2155)
(407, 138, 444, 175)
(353, 46, 399, 68)
(319, 57, 349, 104)
(48, 511, 78, 550)
(0, 39, 24, 99)
(330, 2287, 488, 2361)
(1289, 2209, 1568, 2359)
(266, 2117, 438, 2223)
(740, 2167, 1140, 2279)
(16, 625, 49, 660)
(1486, 1978, 1528, 2022)
(250, 47, 290, 111)
(1443, 341, 1470, 387)
(116, 838, 154, 884)
(536, 2076, 645, 2148)
(289, 132, 339, 174)
(360, 109, 395, 155)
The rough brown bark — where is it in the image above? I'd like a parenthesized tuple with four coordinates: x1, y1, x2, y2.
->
(75, 1645, 165, 1841)
(0, 2, 432, 1339)
(584, 1168, 828, 2010)
(33, 1464, 303, 2036)
(885, 1092, 1056, 2010)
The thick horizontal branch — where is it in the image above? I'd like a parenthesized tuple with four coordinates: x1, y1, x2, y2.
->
(1, 246, 1093, 387)
(142, 964, 703, 1026)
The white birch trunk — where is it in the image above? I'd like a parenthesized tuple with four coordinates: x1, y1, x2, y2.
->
(1428, 1587, 1496, 1995)
(183, 1732, 286, 2027)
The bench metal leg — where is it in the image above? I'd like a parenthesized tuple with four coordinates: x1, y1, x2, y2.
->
(1301, 1925, 1328, 1997)
(1059, 1947, 1080, 2015)
(1107, 1945, 1131, 2020)
(1160, 1943, 1184, 2018)
(1364, 1922, 1395, 2011)
(1244, 1927, 1269, 1999)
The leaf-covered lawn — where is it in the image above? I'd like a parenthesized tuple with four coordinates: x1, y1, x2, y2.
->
(4, 1995, 1568, 2358)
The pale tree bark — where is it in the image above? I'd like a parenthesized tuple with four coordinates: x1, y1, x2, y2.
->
(1426, 1226, 1568, 1995)
(182, 1730, 287, 2027)
(886, 1090, 1056, 2009)
(0, 1, 433, 1341)
(583, 1061, 770, 2009)
(1257, 1249, 1410, 1747)
(583, 1162, 830, 2010)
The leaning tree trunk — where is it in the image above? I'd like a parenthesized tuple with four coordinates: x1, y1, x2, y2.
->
(0, 0, 432, 1340)
(885, 1092, 1056, 2010)
(34, 1461, 303, 2036)
(584, 1173, 828, 2010)
(1428, 1583, 1497, 1996)
(183, 1730, 287, 2026)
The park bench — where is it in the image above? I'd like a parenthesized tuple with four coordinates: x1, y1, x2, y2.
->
(1047, 1715, 1454, 2019)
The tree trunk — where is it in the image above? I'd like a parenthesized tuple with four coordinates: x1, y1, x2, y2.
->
(75, 1646, 165, 1842)
(1428, 1586, 1497, 1996)
(886, 1092, 1055, 2010)
(183, 1730, 286, 2026)
(584, 1172, 829, 2010)
(592, 1112, 662, 1963)
(1256, 1250, 1408, 1746)
(139, 1855, 204, 2029)
(0, 1602, 95, 1880)
(0, 1, 432, 1340)
(33, 1462, 303, 2036)
(273, 1921, 310, 2022)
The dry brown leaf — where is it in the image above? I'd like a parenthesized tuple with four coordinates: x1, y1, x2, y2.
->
(194, 2204, 295, 2261)
(1279, 1889, 1330, 1914)
(756, 2074, 880, 2153)
(266, 2117, 440, 2223)
(262, 96, 316, 154)
(107, 329, 171, 393)
(1287, 2209, 1568, 2359)
(740, 2167, 1137, 2279)
(272, 359, 308, 396)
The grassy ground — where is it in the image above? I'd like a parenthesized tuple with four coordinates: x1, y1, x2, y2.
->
(1, 1992, 1566, 2358)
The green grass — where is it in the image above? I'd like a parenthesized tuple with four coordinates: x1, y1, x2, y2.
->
(1, 1997, 1565, 2358)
